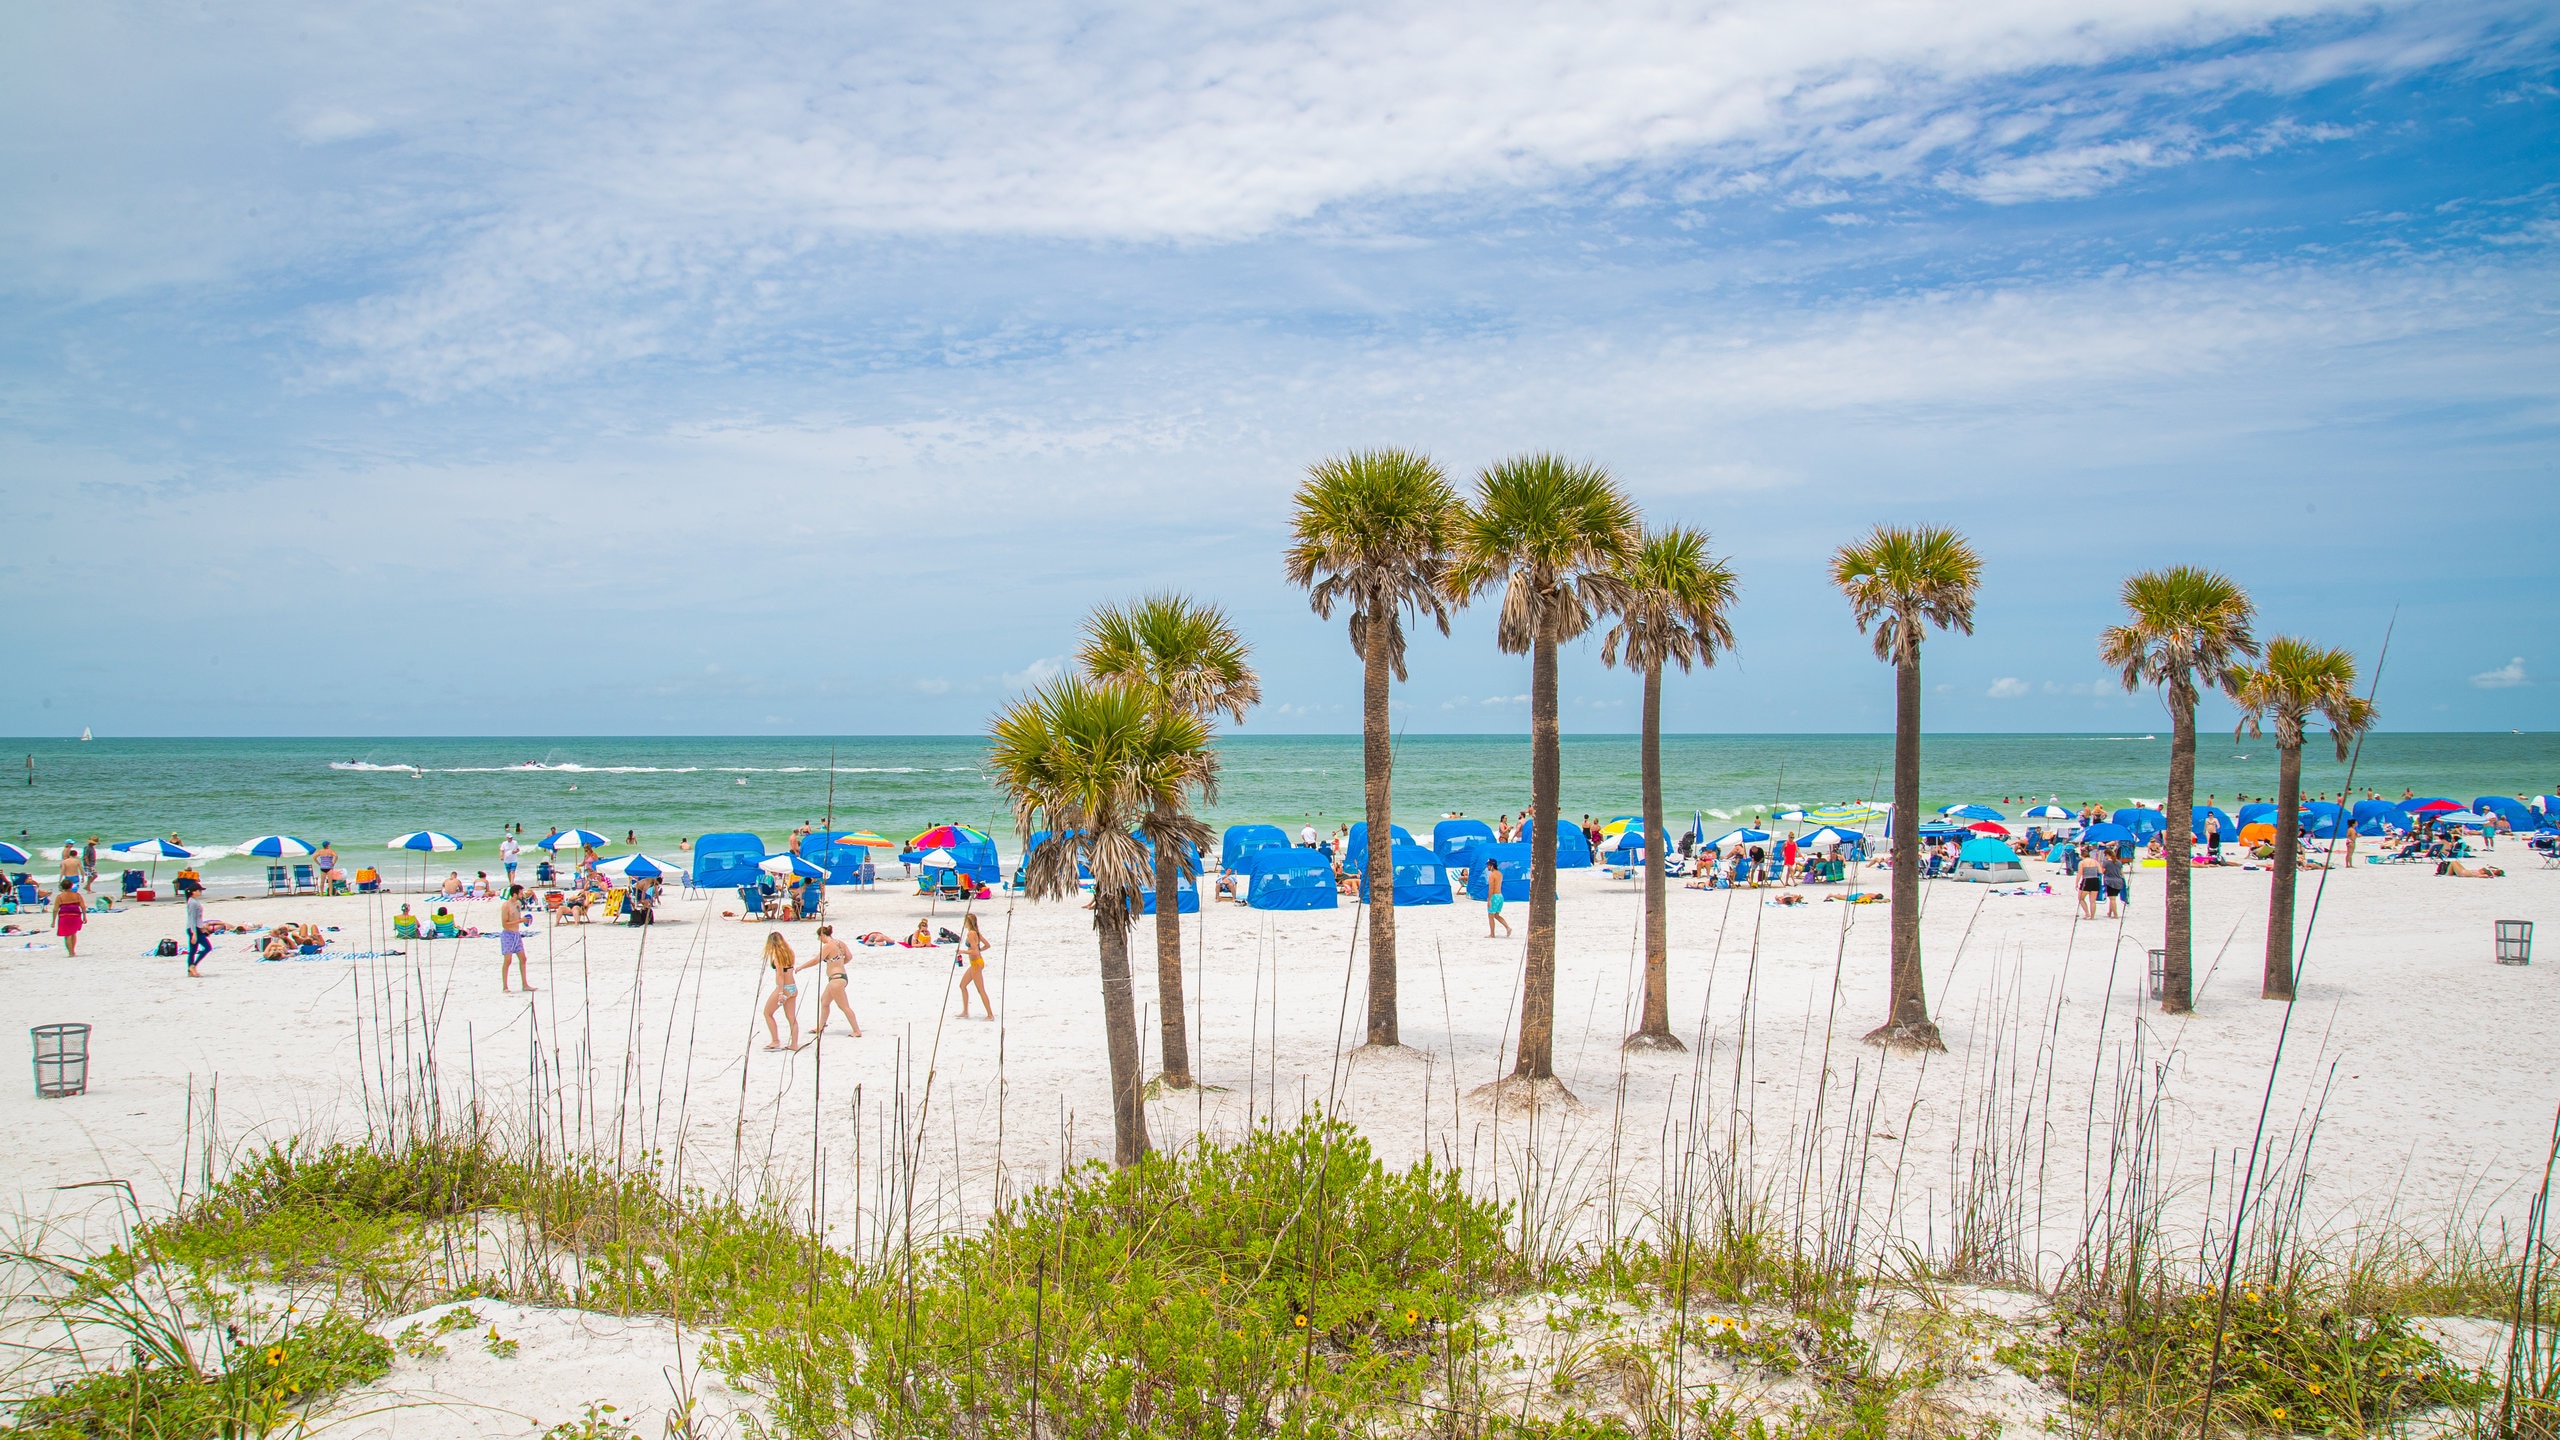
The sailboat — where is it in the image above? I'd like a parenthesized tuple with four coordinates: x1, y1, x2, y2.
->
(79, 727, 91, 741)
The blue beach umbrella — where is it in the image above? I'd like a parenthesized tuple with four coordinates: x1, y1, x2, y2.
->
(597, 853, 681, 880)
(0, 841, 28, 865)
(388, 832, 462, 853)
(540, 828, 609, 851)
(2081, 823, 2135, 846)
(1706, 827, 1771, 849)
(2023, 803, 2073, 821)
(1940, 803, 2005, 821)
(1800, 826, 1862, 849)
(112, 839, 206, 861)
(236, 835, 317, 858)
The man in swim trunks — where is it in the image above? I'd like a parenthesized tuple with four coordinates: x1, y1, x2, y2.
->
(498, 885, 534, 993)
(1485, 858, 1512, 938)
(500, 834, 521, 885)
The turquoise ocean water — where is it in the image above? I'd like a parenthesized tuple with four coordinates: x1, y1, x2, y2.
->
(4, 733, 2552, 888)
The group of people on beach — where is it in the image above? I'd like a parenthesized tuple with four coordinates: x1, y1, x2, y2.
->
(754, 912, 994, 1051)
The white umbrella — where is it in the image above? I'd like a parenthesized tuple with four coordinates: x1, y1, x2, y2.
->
(759, 854, 827, 878)
(920, 848, 957, 869)
(2023, 804, 2073, 820)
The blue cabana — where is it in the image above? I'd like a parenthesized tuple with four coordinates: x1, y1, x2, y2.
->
(1016, 829, 1092, 886)
(1220, 824, 1290, 872)
(1343, 822, 1418, 874)
(2348, 800, 2407, 832)
(690, 832, 767, 890)
(1139, 871, 1201, 914)
(2236, 802, 2277, 826)
(798, 832, 878, 886)
(2111, 808, 2167, 841)
(1463, 842, 1534, 900)
(1138, 833, 1204, 876)
(1244, 848, 1338, 910)
(2081, 822, 2135, 847)
(1359, 841, 1454, 906)
(2191, 806, 2236, 841)
(2475, 796, 2535, 829)
(1517, 818, 1593, 869)
(1432, 819, 1496, 869)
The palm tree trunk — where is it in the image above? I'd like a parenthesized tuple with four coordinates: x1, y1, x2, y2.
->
(1150, 816, 1192, 1086)
(1627, 662, 1680, 1050)
(1095, 910, 1151, 1165)
(1513, 629, 1561, 1080)
(1865, 649, 1943, 1050)
(2162, 684, 2198, 1014)
(1363, 611, 1399, 1049)
(2262, 739, 2302, 1001)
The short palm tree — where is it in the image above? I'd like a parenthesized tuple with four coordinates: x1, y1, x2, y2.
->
(1831, 524, 1982, 1051)
(2231, 637, 2373, 1001)
(987, 676, 1215, 1165)
(1079, 593, 1260, 1089)
(1284, 449, 1462, 1051)
(1451, 454, 1641, 1093)
(2100, 566, 2258, 1015)
(1601, 526, 1738, 1053)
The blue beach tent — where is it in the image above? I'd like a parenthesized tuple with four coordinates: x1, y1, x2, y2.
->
(2111, 808, 2167, 842)
(1463, 842, 1534, 900)
(1138, 833, 1204, 876)
(2474, 796, 2534, 829)
(1359, 842, 1454, 906)
(2350, 799, 2407, 827)
(2236, 802, 2277, 827)
(1220, 823, 1290, 872)
(1139, 871, 1201, 914)
(690, 832, 768, 890)
(1343, 822, 1419, 874)
(1015, 829, 1092, 885)
(2191, 806, 2236, 842)
(1432, 819, 1496, 869)
(798, 832, 877, 886)
(1517, 818, 1593, 869)
(2080, 822, 2135, 847)
(1244, 847, 1338, 910)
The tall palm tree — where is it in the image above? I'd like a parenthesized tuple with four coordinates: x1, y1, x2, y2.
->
(1830, 524, 1982, 1052)
(2100, 567, 2258, 1015)
(2230, 637, 2373, 1001)
(987, 676, 1215, 1165)
(1284, 450, 1462, 1051)
(1451, 454, 1641, 1091)
(1079, 593, 1260, 1089)
(1600, 526, 1739, 1053)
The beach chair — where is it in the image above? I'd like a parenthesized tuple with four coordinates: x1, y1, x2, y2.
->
(291, 864, 316, 892)
(855, 862, 876, 890)
(392, 914, 420, 940)
(119, 869, 145, 896)
(265, 865, 290, 895)
(434, 918, 459, 939)
(13, 879, 39, 908)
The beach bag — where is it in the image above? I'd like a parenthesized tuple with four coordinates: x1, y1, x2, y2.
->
(936, 926, 963, 945)
(155, 938, 179, 956)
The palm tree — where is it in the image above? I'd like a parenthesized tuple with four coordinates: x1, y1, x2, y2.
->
(1600, 526, 1739, 1053)
(1078, 594, 1260, 1089)
(1830, 524, 1982, 1052)
(987, 676, 1215, 1165)
(1451, 454, 1641, 1092)
(1284, 450, 1462, 1051)
(2230, 637, 2373, 1001)
(2100, 567, 2258, 1015)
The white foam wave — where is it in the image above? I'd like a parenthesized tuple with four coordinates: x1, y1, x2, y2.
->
(329, 761, 420, 772)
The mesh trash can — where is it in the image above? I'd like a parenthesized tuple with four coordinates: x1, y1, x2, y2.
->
(2146, 949, 2167, 1001)
(2496, 920, 2533, 966)
(32, 1024, 90, 1098)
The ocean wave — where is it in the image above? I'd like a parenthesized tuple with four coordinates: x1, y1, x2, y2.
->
(329, 761, 420, 772)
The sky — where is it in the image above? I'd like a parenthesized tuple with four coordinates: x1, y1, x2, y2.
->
(3, 0, 2555, 738)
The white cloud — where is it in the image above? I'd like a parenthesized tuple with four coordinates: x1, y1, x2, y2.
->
(910, 678, 952, 696)
(1002, 656, 1065, 689)
(1483, 695, 1529, 707)
(2470, 656, 2528, 688)
(1988, 677, 2030, 698)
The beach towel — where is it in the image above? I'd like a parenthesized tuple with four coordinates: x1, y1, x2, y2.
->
(258, 946, 408, 963)
(897, 938, 936, 949)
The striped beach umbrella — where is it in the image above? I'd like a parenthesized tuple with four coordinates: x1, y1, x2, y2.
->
(0, 841, 29, 865)
(759, 853, 826, 879)
(2023, 803, 2073, 820)
(1940, 803, 2005, 821)
(539, 828, 609, 850)
(387, 832, 463, 853)
(597, 853, 682, 880)
(838, 830, 897, 848)
(236, 835, 317, 858)
(112, 839, 206, 861)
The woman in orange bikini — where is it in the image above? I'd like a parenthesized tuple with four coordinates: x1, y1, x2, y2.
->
(955, 912, 994, 1019)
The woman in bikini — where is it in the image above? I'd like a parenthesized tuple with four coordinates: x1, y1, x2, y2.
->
(49, 878, 84, 956)
(809, 924, 861, 1037)
(955, 912, 994, 1019)
(2075, 848, 2104, 919)
(760, 931, 805, 1051)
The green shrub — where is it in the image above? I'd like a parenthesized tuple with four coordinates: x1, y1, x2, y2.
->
(5, 1312, 391, 1440)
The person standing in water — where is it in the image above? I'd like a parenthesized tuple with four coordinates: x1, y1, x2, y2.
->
(498, 885, 535, 993)
(809, 925, 861, 1037)
(761, 931, 806, 1050)
(955, 912, 994, 1019)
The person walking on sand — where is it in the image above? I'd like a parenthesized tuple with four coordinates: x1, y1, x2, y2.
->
(760, 931, 805, 1050)
(1484, 858, 1512, 938)
(184, 888, 210, 976)
(2075, 847, 2104, 920)
(810, 924, 861, 1037)
(500, 833, 521, 886)
(2100, 846, 2127, 919)
(498, 885, 535, 993)
(955, 912, 994, 1019)
(50, 879, 85, 956)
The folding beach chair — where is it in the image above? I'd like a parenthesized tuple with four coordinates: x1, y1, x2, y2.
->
(291, 864, 316, 892)
(265, 865, 290, 895)
(119, 869, 145, 896)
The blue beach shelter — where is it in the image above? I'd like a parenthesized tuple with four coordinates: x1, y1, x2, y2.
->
(1940, 803, 2005, 822)
(1138, 833, 1204, 877)
(1463, 842, 1534, 900)
(1221, 824, 1289, 872)
(2349, 799, 2407, 829)
(1432, 819, 1496, 870)
(798, 832, 874, 885)
(1517, 817, 1593, 869)
(2191, 806, 2236, 841)
(689, 832, 767, 889)
(1359, 842, 1454, 906)
(2080, 822, 2135, 847)
(1139, 871, 1201, 914)
(2474, 796, 2535, 828)
(2236, 803, 2277, 827)
(2111, 808, 2167, 842)
(1017, 830, 1091, 885)
(1343, 822, 1418, 874)
(1244, 848, 1338, 910)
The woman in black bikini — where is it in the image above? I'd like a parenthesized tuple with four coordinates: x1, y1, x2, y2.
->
(2075, 850, 2104, 919)
(760, 931, 806, 1051)
(810, 924, 861, 1037)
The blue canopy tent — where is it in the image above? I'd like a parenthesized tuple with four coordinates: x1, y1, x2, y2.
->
(1244, 848, 1338, 910)
(1139, 833, 1205, 875)
(1463, 842, 1534, 900)
(1343, 822, 1418, 874)
(1013, 829, 1093, 887)
(2111, 808, 2167, 842)
(690, 832, 768, 890)
(2475, 796, 2535, 829)
(1917, 822, 1973, 843)
(2349, 799, 2408, 830)
(2236, 802, 2277, 827)
(1139, 871, 1201, 914)
(2191, 806, 2236, 842)
(1359, 841, 1454, 906)
(797, 832, 877, 886)
(1432, 819, 1496, 870)
(1518, 818, 1593, 869)
(1221, 824, 1290, 872)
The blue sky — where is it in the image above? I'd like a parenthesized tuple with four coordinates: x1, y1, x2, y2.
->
(3, 0, 2554, 737)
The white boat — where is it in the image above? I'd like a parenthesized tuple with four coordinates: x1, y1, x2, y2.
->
(79, 727, 91, 741)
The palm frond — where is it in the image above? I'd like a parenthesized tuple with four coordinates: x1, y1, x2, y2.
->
(2232, 635, 2374, 760)
(1603, 524, 1740, 675)
(1285, 449, 1463, 672)
(2103, 565, 2259, 699)
(1452, 453, 1642, 656)
(985, 676, 1215, 924)
(1829, 524, 1981, 664)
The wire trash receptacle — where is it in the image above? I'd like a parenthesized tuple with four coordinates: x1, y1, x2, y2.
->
(2145, 948, 2167, 1001)
(32, 1024, 90, 1098)
(2496, 920, 2533, 966)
